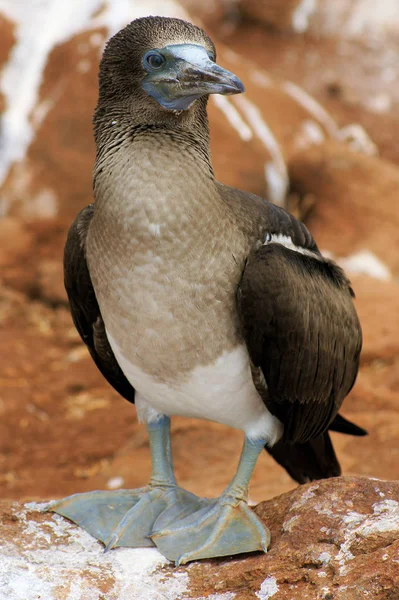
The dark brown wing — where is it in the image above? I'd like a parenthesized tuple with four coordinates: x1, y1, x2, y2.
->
(64, 204, 135, 403)
(237, 241, 362, 445)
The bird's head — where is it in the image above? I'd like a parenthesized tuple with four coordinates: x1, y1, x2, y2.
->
(97, 16, 244, 116)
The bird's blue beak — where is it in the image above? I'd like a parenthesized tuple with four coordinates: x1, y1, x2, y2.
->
(141, 43, 244, 111)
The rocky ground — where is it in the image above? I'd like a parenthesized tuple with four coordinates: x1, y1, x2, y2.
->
(2, 478, 399, 599)
(0, 1, 399, 597)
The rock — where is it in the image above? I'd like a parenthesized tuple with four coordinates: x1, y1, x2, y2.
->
(0, 0, 375, 219)
(2, 477, 399, 599)
(0, 216, 67, 302)
(0, 0, 189, 220)
(36, 259, 67, 305)
(238, 0, 316, 34)
(194, 477, 399, 599)
(182, 0, 316, 34)
(353, 276, 399, 365)
(179, 0, 239, 31)
(288, 141, 399, 276)
(303, 0, 399, 43)
(0, 217, 33, 268)
(0, 13, 15, 114)
(235, 0, 399, 41)
(205, 2, 399, 164)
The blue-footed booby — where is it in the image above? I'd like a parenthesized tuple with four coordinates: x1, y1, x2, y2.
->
(49, 16, 365, 565)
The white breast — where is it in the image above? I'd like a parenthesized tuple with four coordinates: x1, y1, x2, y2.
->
(106, 330, 282, 446)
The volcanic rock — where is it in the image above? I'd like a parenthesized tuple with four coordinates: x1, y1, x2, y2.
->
(0, 0, 374, 219)
(2, 477, 399, 599)
(288, 141, 399, 276)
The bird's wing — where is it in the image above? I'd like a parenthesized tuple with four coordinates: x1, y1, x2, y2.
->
(236, 202, 362, 445)
(64, 204, 135, 403)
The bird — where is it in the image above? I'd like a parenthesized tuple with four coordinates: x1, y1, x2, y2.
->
(49, 16, 365, 566)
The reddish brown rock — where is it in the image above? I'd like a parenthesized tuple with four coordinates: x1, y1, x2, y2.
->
(289, 141, 399, 275)
(235, 0, 399, 43)
(238, 0, 313, 33)
(0, 13, 15, 114)
(2, 477, 399, 599)
(0, 14, 14, 66)
(205, 3, 399, 166)
(0, 217, 33, 268)
(0, 217, 67, 301)
(191, 477, 399, 599)
(0, 1, 376, 220)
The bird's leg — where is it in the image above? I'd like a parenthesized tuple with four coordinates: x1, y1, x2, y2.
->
(47, 416, 208, 550)
(152, 436, 270, 565)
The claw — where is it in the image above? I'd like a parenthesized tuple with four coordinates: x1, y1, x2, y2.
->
(104, 532, 120, 552)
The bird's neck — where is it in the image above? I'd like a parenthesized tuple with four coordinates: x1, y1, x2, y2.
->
(91, 107, 228, 244)
(93, 97, 213, 177)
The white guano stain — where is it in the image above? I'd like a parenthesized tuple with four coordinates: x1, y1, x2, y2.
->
(1, 502, 192, 600)
(233, 95, 288, 206)
(199, 594, 236, 600)
(338, 250, 392, 281)
(343, 0, 399, 38)
(333, 498, 399, 576)
(337, 124, 378, 155)
(292, 0, 317, 33)
(211, 95, 253, 142)
(107, 476, 125, 489)
(318, 551, 331, 566)
(0, 0, 188, 188)
(294, 119, 325, 150)
(249, 69, 273, 89)
(264, 163, 288, 208)
(256, 576, 279, 600)
(282, 515, 299, 533)
(291, 484, 319, 510)
(0, 0, 103, 186)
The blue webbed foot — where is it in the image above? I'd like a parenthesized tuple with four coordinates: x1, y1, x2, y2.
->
(48, 485, 209, 550)
(151, 494, 270, 565)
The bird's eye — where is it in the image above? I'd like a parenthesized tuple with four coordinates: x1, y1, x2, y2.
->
(144, 51, 166, 70)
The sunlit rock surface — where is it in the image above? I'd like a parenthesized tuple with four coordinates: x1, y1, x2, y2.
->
(2, 478, 399, 599)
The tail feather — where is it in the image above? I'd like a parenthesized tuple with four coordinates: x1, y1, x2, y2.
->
(265, 413, 367, 484)
(328, 413, 367, 437)
(265, 431, 340, 484)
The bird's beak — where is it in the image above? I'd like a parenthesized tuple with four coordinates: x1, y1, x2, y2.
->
(142, 43, 244, 111)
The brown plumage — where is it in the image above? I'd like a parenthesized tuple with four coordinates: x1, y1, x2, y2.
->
(64, 16, 365, 487)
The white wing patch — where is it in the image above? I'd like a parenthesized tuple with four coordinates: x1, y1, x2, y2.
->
(264, 232, 319, 259)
